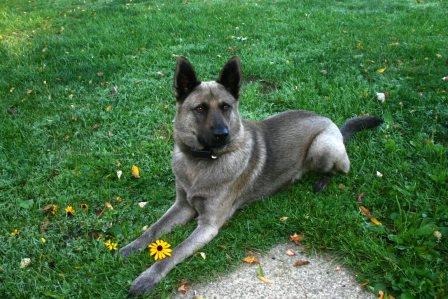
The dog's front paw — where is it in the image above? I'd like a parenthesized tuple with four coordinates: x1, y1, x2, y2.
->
(128, 268, 161, 296)
(119, 240, 143, 257)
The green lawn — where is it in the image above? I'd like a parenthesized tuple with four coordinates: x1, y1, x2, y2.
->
(1, 0, 447, 298)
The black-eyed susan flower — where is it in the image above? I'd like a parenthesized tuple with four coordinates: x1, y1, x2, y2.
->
(80, 203, 88, 211)
(65, 205, 75, 216)
(104, 239, 118, 251)
(10, 229, 20, 237)
(148, 240, 172, 261)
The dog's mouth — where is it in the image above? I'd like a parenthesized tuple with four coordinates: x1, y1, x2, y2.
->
(197, 136, 229, 150)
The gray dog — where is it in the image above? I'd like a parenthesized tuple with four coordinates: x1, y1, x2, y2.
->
(120, 57, 382, 295)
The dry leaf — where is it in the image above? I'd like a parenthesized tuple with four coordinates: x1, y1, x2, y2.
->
(105, 202, 113, 210)
(199, 252, 206, 259)
(338, 183, 345, 190)
(242, 255, 259, 264)
(356, 193, 365, 203)
(370, 217, 382, 226)
(289, 233, 304, 245)
(42, 204, 58, 215)
(20, 258, 31, 268)
(286, 249, 296, 256)
(433, 230, 442, 241)
(131, 165, 140, 179)
(116, 170, 122, 179)
(40, 219, 50, 233)
(105, 105, 112, 111)
(378, 290, 384, 299)
(376, 171, 383, 177)
(258, 276, 271, 284)
(142, 225, 148, 231)
(138, 202, 148, 208)
(97, 71, 104, 77)
(376, 67, 386, 74)
(359, 206, 372, 218)
(293, 259, 310, 267)
(279, 216, 288, 222)
(442, 76, 448, 82)
(177, 280, 190, 294)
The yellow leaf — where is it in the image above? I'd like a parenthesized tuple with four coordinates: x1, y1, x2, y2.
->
(257, 275, 271, 284)
(293, 259, 310, 267)
(370, 217, 382, 226)
(105, 202, 113, 210)
(199, 252, 206, 259)
(376, 67, 387, 74)
(105, 105, 112, 111)
(242, 256, 259, 264)
(289, 233, 304, 244)
(279, 216, 288, 222)
(131, 165, 140, 179)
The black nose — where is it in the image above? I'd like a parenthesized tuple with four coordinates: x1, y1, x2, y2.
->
(212, 127, 229, 141)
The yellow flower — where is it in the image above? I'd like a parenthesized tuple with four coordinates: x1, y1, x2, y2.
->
(10, 229, 20, 237)
(104, 239, 118, 251)
(80, 203, 88, 211)
(148, 240, 172, 261)
(65, 205, 75, 216)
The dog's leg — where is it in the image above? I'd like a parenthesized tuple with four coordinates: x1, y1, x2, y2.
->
(313, 174, 333, 192)
(128, 221, 221, 296)
(120, 189, 196, 257)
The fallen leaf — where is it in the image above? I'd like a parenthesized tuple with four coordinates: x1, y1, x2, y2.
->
(97, 71, 104, 77)
(40, 237, 46, 244)
(359, 206, 372, 218)
(138, 202, 148, 208)
(258, 275, 271, 284)
(20, 258, 31, 268)
(42, 204, 58, 215)
(442, 76, 448, 82)
(279, 216, 288, 222)
(142, 225, 148, 231)
(436, 53, 442, 58)
(356, 193, 365, 203)
(289, 233, 304, 245)
(338, 183, 345, 191)
(286, 249, 296, 256)
(370, 217, 382, 226)
(242, 255, 259, 264)
(378, 290, 384, 299)
(105, 202, 113, 210)
(376, 171, 383, 177)
(105, 105, 112, 112)
(116, 170, 122, 179)
(433, 230, 442, 241)
(199, 252, 206, 259)
(26, 89, 33, 94)
(40, 219, 50, 233)
(177, 280, 190, 294)
(376, 67, 386, 74)
(293, 259, 310, 267)
(131, 165, 140, 179)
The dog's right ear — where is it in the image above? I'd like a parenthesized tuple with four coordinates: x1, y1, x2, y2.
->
(173, 57, 201, 102)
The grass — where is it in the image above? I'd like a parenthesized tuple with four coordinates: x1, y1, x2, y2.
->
(1, 0, 447, 297)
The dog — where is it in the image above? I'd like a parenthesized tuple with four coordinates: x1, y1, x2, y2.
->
(120, 56, 382, 295)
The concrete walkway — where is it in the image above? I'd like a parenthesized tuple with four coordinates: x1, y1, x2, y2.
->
(175, 244, 373, 299)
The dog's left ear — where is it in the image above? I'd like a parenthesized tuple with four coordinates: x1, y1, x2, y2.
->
(217, 56, 241, 99)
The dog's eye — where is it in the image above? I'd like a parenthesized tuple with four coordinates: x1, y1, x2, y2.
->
(222, 104, 231, 111)
(194, 105, 206, 113)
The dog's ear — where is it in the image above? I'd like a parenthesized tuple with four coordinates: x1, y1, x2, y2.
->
(174, 57, 201, 102)
(217, 56, 241, 99)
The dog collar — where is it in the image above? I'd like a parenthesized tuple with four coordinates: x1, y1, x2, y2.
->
(189, 148, 218, 160)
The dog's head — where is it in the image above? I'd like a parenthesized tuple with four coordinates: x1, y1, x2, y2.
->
(173, 57, 243, 153)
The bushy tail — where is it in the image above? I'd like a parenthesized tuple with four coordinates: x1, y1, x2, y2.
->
(340, 116, 383, 143)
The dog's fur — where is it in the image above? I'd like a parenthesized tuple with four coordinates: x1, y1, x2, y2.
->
(120, 57, 382, 295)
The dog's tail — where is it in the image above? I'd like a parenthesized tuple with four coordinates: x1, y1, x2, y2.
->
(340, 116, 383, 144)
